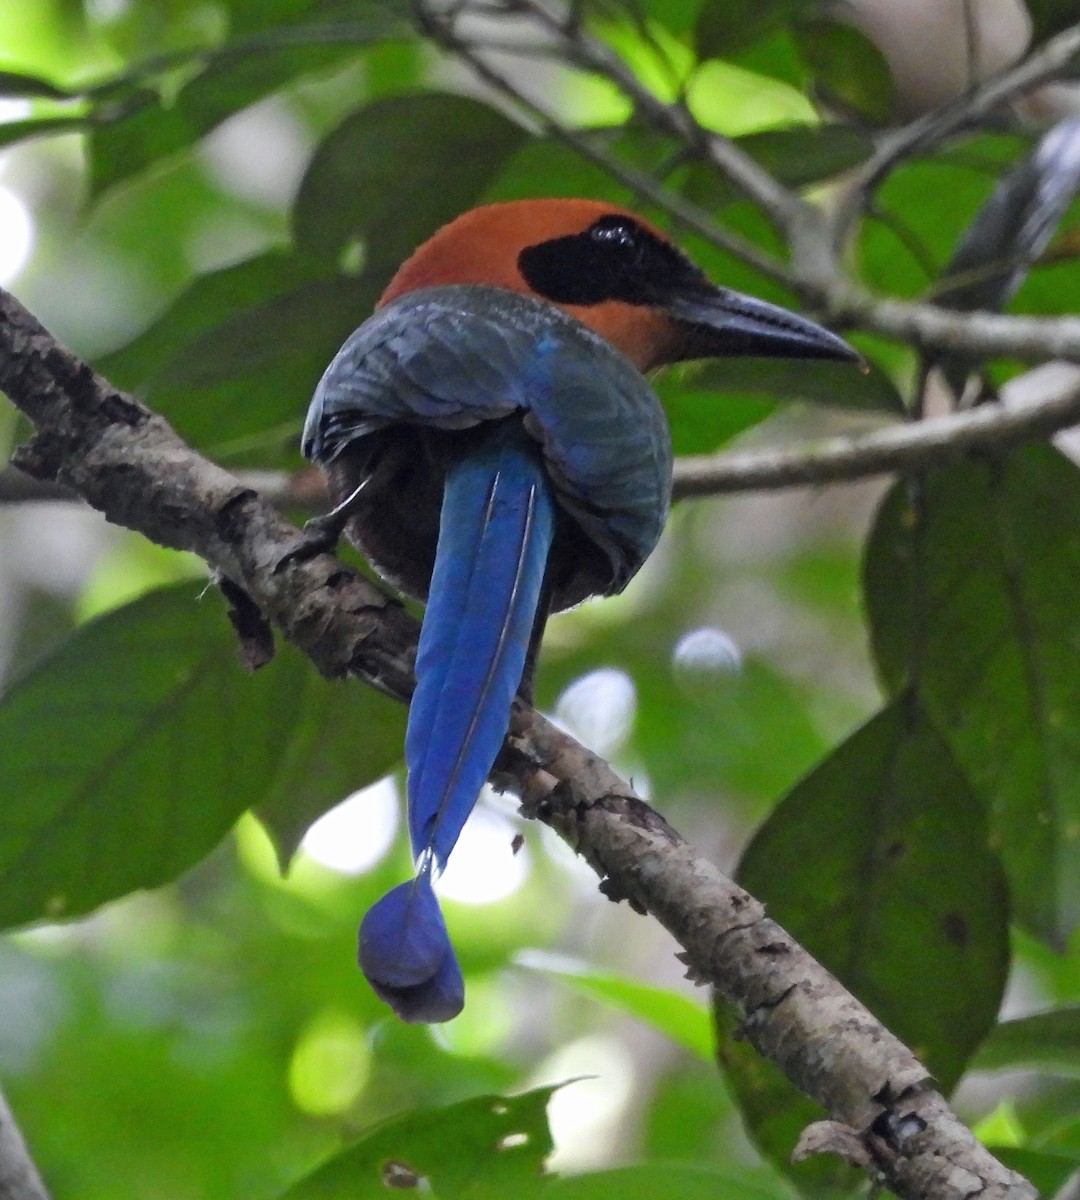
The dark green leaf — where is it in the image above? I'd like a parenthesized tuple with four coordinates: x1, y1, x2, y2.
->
(974, 1009, 1080, 1076)
(280, 1086, 557, 1199)
(680, 125, 872, 216)
(102, 269, 377, 462)
(0, 69, 75, 98)
(737, 125, 873, 187)
(1027, 0, 1080, 41)
(0, 584, 403, 930)
(292, 92, 528, 278)
(695, 0, 787, 59)
(97, 251, 326, 392)
(864, 446, 1080, 943)
(683, 354, 903, 414)
(224, 0, 402, 37)
(794, 19, 895, 124)
(737, 700, 1008, 1093)
(89, 34, 392, 198)
(994, 1149, 1079, 1196)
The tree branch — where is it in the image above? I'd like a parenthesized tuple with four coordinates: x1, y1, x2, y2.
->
(832, 21, 1080, 243)
(480, 0, 810, 236)
(0, 288, 1036, 1200)
(419, 3, 796, 286)
(672, 375, 1080, 497)
(0, 1087, 50, 1200)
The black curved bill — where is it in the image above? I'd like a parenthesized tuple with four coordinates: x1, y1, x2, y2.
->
(665, 285, 861, 364)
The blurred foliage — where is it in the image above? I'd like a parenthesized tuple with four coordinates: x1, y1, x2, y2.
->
(1, 1, 1080, 1198)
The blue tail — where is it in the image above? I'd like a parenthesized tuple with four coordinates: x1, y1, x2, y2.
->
(358, 431, 556, 1022)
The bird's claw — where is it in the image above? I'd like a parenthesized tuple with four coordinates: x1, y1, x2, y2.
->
(276, 511, 347, 573)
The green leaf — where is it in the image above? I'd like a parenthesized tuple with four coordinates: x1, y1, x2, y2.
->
(1026, 0, 1080, 41)
(292, 92, 529, 277)
(102, 268, 378, 462)
(545, 1162, 784, 1200)
(521, 958, 712, 1060)
(0, 584, 404, 930)
(280, 1086, 557, 1199)
(737, 699, 1008, 1093)
(794, 19, 895, 124)
(864, 445, 1080, 943)
(974, 1009, 1080, 1076)
(736, 125, 873, 187)
(695, 0, 787, 59)
(0, 68, 75, 98)
(994, 1149, 1080, 1197)
(97, 251, 326, 392)
(684, 354, 904, 414)
(88, 31, 396, 198)
(0, 115, 87, 150)
(858, 134, 1028, 299)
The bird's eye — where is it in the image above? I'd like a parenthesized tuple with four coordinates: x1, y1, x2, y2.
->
(588, 217, 638, 250)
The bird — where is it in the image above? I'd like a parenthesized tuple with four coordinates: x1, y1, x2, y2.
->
(302, 198, 858, 1023)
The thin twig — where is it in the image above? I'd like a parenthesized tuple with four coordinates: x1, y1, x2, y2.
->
(421, 7, 796, 285)
(488, 0, 810, 234)
(832, 21, 1080, 245)
(673, 376, 1080, 497)
(0, 1086, 50, 1200)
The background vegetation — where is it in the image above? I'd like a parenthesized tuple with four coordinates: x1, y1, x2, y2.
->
(1, 1, 1080, 1197)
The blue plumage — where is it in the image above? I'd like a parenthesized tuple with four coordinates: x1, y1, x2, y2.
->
(357, 432, 555, 1020)
(305, 286, 669, 1023)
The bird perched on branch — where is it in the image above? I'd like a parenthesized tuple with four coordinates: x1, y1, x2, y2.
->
(302, 198, 857, 1022)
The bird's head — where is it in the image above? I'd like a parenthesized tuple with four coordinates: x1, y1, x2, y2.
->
(378, 198, 857, 373)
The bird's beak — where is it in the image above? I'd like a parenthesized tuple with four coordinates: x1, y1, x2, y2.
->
(663, 284, 861, 364)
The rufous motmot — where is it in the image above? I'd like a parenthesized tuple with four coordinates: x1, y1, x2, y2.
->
(302, 198, 858, 1022)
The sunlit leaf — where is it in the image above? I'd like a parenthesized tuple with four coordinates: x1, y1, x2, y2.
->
(0, 114, 86, 149)
(280, 1086, 557, 1199)
(521, 957, 712, 1060)
(865, 446, 1080, 944)
(0, 584, 403, 930)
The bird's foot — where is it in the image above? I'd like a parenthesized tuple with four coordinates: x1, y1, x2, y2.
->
(276, 511, 347, 572)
